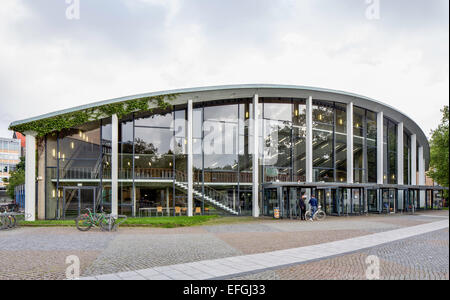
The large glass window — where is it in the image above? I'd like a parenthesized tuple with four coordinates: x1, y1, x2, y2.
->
(367, 111, 377, 183)
(262, 99, 295, 182)
(353, 107, 365, 183)
(404, 133, 411, 185)
(387, 119, 397, 184)
(312, 101, 338, 182)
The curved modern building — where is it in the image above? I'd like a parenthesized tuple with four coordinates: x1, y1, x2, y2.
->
(10, 84, 444, 221)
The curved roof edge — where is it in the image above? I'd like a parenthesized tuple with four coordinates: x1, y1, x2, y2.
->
(9, 83, 429, 165)
(8, 84, 415, 126)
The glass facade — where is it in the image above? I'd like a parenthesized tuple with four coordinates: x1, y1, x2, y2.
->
(383, 118, 398, 184)
(41, 95, 431, 219)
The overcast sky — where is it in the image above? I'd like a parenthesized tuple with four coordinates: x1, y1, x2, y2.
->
(0, 0, 448, 139)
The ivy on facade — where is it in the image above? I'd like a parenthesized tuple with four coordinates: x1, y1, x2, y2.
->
(9, 94, 178, 137)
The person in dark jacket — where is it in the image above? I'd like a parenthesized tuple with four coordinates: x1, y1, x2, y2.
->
(309, 194, 318, 221)
(299, 195, 306, 220)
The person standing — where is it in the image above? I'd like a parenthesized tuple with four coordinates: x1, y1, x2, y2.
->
(299, 194, 307, 220)
(308, 194, 318, 221)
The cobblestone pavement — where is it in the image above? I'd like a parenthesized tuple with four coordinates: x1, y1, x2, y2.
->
(0, 211, 448, 280)
(230, 228, 449, 280)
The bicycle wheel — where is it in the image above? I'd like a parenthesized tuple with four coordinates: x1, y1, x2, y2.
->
(315, 211, 326, 221)
(304, 211, 311, 220)
(7, 215, 16, 228)
(75, 215, 92, 231)
(99, 215, 116, 232)
(0, 216, 9, 229)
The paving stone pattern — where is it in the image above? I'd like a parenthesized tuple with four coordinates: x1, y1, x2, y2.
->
(0, 211, 448, 280)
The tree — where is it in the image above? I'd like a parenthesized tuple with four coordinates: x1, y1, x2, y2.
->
(428, 106, 449, 198)
(4, 156, 26, 199)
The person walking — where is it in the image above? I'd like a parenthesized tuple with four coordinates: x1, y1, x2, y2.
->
(299, 194, 307, 220)
(308, 194, 318, 221)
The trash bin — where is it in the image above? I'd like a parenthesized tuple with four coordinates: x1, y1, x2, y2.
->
(274, 207, 280, 219)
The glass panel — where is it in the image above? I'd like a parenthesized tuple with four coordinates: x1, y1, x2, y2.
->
(204, 104, 238, 122)
(263, 101, 292, 122)
(335, 132, 347, 182)
(313, 129, 333, 169)
(134, 154, 174, 179)
(119, 119, 133, 145)
(335, 103, 346, 134)
(367, 147, 377, 183)
(314, 168, 334, 182)
(293, 126, 306, 182)
(293, 102, 306, 127)
(134, 127, 173, 155)
(134, 111, 173, 128)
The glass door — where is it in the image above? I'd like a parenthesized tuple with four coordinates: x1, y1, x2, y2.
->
(63, 187, 96, 219)
(340, 188, 350, 215)
(367, 189, 378, 213)
(63, 188, 79, 219)
(351, 188, 362, 214)
(80, 188, 96, 214)
(288, 188, 299, 219)
(263, 188, 278, 217)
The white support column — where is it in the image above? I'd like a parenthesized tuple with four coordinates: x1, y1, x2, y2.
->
(346, 102, 354, 183)
(187, 99, 194, 217)
(305, 96, 313, 183)
(252, 94, 260, 218)
(111, 114, 119, 217)
(397, 122, 404, 211)
(24, 132, 36, 221)
(418, 146, 425, 185)
(418, 146, 425, 207)
(411, 134, 417, 185)
(377, 111, 384, 184)
(166, 187, 170, 215)
(397, 122, 404, 185)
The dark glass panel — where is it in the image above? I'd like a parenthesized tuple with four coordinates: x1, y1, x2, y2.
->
(314, 168, 334, 182)
(367, 146, 377, 183)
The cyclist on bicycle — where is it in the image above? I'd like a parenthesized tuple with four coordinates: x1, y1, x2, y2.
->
(309, 194, 318, 221)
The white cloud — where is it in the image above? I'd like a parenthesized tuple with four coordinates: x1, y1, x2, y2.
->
(0, 0, 448, 140)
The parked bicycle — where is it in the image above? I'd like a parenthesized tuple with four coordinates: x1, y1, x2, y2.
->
(304, 205, 326, 221)
(75, 208, 127, 232)
(0, 207, 21, 230)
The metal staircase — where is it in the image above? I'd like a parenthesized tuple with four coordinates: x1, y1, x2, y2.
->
(174, 172, 239, 215)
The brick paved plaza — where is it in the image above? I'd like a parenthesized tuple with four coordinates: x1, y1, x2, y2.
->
(0, 211, 448, 280)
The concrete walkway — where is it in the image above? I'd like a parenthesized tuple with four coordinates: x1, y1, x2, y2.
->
(80, 219, 449, 280)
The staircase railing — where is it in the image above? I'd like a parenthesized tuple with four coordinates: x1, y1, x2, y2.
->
(175, 170, 238, 214)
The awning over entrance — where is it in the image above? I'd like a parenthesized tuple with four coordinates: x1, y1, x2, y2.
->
(262, 181, 448, 191)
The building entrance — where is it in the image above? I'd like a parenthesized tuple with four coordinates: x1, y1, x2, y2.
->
(63, 187, 96, 219)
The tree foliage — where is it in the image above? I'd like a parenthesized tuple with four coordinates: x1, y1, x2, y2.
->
(9, 94, 177, 137)
(4, 157, 25, 199)
(428, 106, 449, 198)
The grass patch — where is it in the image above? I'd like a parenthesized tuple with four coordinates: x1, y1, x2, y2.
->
(122, 215, 218, 228)
(19, 215, 219, 228)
